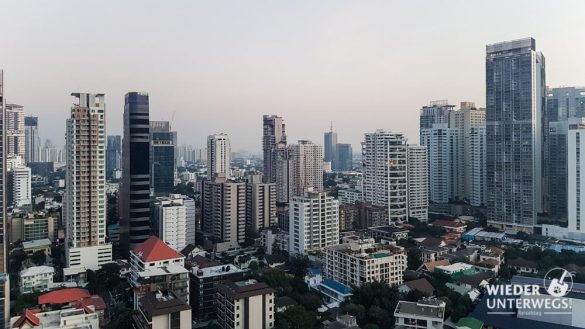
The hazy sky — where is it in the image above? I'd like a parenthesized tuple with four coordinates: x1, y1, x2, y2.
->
(2, 0, 585, 153)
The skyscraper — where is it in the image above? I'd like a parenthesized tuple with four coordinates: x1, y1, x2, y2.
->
(324, 126, 338, 169)
(5, 103, 25, 159)
(420, 123, 460, 203)
(154, 194, 195, 252)
(419, 100, 455, 134)
(362, 130, 408, 224)
(289, 191, 339, 254)
(275, 147, 294, 203)
(8, 166, 31, 207)
(262, 115, 286, 183)
(64, 93, 112, 270)
(449, 103, 486, 200)
(336, 143, 353, 172)
(568, 121, 585, 241)
(106, 135, 122, 180)
(150, 121, 176, 196)
(24, 116, 40, 163)
(245, 175, 276, 233)
(0, 69, 10, 327)
(202, 174, 246, 245)
(120, 92, 151, 255)
(407, 145, 428, 222)
(289, 140, 323, 197)
(470, 125, 486, 207)
(207, 134, 231, 179)
(486, 38, 545, 232)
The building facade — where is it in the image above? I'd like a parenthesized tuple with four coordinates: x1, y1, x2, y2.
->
(470, 125, 486, 207)
(217, 279, 275, 329)
(0, 70, 9, 324)
(289, 140, 323, 197)
(64, 93, 112, 270)
(407, 145, 428, 221)
(336, 143, 353, 172)
(324, 129, 338, 170)
(9, 166, 31, 207)
(207, 134, 231, 179)
(486, 38, 545, 232)
(324, 240, 406, 287)
(120, 92, 151, 255)
(289, 192, 339, 254)
(568, 122, 585, 241)
(262, 115, 286, 184)
(202, 175, 246, 245)
(245, 175, 276, 233)
(154, 194, 195, 252)
(362, 130, 408, 223)
(5, 103, 25, 158)
(24, 116, 40, 164)
(106, 135, 122, 180)
(150, 121, 176, 196)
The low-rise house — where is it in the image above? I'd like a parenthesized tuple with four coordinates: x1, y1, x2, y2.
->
(316, 279, 353, 306)
(276, 296, 297, 313)
(394, 298, 445, 329)
(435, 263, 477, 279)
(508, 258, 538, 274)
(22, 239, 52, 256)
(399, 278, 435, 296)
(323, 314, 361, 329)
(38, 288, 91, 310)
(20, 266, 55, 294)
(420, 246, 450, 263)
(443, 248, 479, 263)
(446, 272, 492, 296)
(479, 246, 504, 264)
(368, 226, 409, 241)
(417, 260, 450, 273)
(477, 258, 500, 273)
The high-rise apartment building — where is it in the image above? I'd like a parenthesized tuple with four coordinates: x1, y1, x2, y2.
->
(150, 121, 176, 196)
(289, 140, 323, 197)
(420, 123, 460, 203)
(486, 38, 545, 232)
(24, 116, 40, 164)
(470, 125, 486, 207)
(120, 92, 151, 256)
(246, 175, 276, 233)
(336, 143, 353, 172)
(0, 69, 10, 326)
(419, 100, 455, 133)
(275, 147, 294, 203)
(449, 103, 486, 199)
(568, 121, 585, 241)
(8, 166, 31, 207)
(202, 175, 246, 245)
(262, 115, 286, 184)
(154, 194, 195, 252)
(106, 135, 122, 180)
(207, 134, 231, 179)
(324, 128, 338, 169)
(407, 145, 428, 221)
(288, 191, 339, 254)
(64, 93, 112, 270)
(5, 103, 25, 158)
(362, 130, 408, 224)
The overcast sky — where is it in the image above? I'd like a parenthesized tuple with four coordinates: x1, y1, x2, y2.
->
(2, 0, 584, 153)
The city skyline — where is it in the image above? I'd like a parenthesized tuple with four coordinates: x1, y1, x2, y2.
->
(2, 1, 585, 152)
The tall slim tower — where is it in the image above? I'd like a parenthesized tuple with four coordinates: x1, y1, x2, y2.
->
(64, 93, 112, 270)
(207, 134, 231, 179)
(150, 121, 176, 196)
(289, 140, 323, 197)
(0, 69, 10, 328)
(407, 145, 428, 222)
(324, 124, 338, 170)
(362, 130, 408, 224)
(24, 116, 40, 163)
(486, 38, 545, 232)
(5, 103, 25, 159)
(262, 115, 286, 183)
(120, 92, 151, 255)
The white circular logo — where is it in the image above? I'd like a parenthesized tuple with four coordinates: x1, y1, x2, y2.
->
(544, 267, 573, 298)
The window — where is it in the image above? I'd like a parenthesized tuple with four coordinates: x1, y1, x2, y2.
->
(170, 312, 181, 329)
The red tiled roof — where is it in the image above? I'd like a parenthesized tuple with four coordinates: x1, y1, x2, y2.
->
(77, 295, 107, 311)
(132, 236, 182, 262)
(418, 259, 450, 273)
(12, 309, 41, 328)
(38, 288, 90, 305)
(404, 278, 435, 296)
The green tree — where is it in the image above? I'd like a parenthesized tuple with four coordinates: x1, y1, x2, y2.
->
(31, 250, 46, 266)
(275, 305, 320, 329)
(287, 255, 311, 277)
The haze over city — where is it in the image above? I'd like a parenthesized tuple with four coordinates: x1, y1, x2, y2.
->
(2, 0, 585, 151)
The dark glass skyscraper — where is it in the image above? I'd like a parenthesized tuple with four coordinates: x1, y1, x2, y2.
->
(106, 135, 122, 180)
(324, 128, 337, 169)
(150, 121, 176, 196)
(24, 116, 39, 163)
(485, 38, 545, 233)
(336, 143, 352, 171)
(120, 92, 151, 256)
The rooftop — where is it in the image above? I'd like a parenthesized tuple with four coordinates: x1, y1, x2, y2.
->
(139, 290, 191, 320)
(22, 239, 52, 249)
(137, 265, 188, 278)
(321, 279, 353, 295)
(20, 266, 54, 277)
(38, 288, 90, 305)
(394, 299, 445, 319)
(218, 279, 274, 300)
(132, 236, 183, 262)
(192, 263, 243, 278)
(435, 262, 474, 273)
